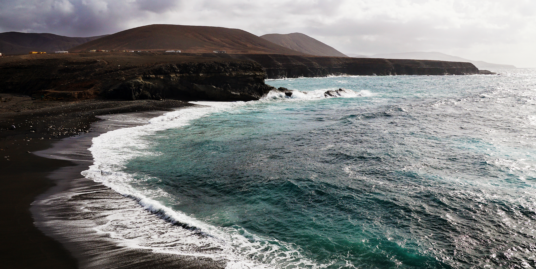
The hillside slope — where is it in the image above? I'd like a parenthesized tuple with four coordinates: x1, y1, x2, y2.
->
(0, 32, 103, 55)
(261, 33, 347, 57)
(70, 24, 305, 55)
(373, 52, 516, 70)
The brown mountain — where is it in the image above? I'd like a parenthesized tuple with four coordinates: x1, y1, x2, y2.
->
(0, 32, 103, 55)
(70, 24, 305, 55)
(260, 33, 347, 57)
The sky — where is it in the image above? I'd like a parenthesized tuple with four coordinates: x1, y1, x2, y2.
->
(0, 0, 534, 67)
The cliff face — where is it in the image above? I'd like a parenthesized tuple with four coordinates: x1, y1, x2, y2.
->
(0, 54, 273, 101)
(0, 53, 481, 102)
(106, 62, 271, 101)
(231, 55, 480, 78)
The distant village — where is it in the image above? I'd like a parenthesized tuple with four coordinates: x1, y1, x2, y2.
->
(0, 49, 228, 57)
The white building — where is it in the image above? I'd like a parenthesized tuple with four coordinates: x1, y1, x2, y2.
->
(55, 51, 69, 54)
(0, 52, 2, 57)
(166, 50, 181, 53)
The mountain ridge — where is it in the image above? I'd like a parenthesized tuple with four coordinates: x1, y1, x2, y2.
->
(260, 33, 347, 57)
(70, 24, 305, 55)
(0, 32, 104, 55)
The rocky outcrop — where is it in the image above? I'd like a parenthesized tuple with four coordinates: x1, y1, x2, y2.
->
(230, 54, 480, 78)
(0, 54, 274, 101)
(0, 53, 481, 102)
(324, 88, 350, 97)
(271, 87, 352, 99)
(479, 70, 497, 75)
(106, 62, 273, 101)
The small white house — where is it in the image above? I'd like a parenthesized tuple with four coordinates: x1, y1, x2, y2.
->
(165, 50, 182, 53)
(213, 50, 227, 54)
(55, 51, 69, 54)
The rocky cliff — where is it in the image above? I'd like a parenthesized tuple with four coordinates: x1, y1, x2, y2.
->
(230, 54, 480, 78)
(0, 54, 274, 101)
(0, 53, 481, 102)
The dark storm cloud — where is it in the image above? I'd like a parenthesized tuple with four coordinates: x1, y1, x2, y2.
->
(0, 0, 180, 36)
(136, 0, 179, 13)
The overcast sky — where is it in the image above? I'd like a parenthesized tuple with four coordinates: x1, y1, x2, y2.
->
(0, 0, 534, 67)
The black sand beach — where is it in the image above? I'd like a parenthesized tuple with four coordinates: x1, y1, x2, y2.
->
(0, 95, 224, 268)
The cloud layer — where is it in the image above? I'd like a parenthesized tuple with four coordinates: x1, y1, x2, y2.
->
(0, 0, 534, 67)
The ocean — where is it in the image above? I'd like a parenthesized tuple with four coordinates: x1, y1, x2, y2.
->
(81, 70, 536, 268)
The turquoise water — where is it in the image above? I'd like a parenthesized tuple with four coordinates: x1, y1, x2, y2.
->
(93, 71, 536, 268)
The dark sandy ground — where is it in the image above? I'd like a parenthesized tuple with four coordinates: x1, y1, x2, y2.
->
(0, 94, 225, 268)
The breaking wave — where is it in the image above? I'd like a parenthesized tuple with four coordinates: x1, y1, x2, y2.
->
(81, 102, 319, 268)
(262, 88, 375, 101)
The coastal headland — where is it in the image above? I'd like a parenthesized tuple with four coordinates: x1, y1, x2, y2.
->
(0, 52, 480, 102)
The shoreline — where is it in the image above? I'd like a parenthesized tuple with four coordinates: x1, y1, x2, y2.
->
(0, 97, 223, 268)
(31, 110, 225, 268)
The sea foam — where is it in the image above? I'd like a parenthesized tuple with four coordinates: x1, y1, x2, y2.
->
(262, 88, 375, 101)
(81, 101, 318, 268)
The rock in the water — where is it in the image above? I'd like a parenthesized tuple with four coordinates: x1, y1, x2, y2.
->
(479, 70, 497, 75)
(324, 88, 348, 97)
(277, 87, 294, 97)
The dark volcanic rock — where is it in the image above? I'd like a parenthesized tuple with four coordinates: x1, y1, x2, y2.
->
(277, 87, 293, 97)
(324, 88, 348, 97)
(0, 53, 481, 103)
(479, 70, 497, 75)
(230, 54, 480, 78)
(106, 62, 273, 101)
(0, 54, 274, 101)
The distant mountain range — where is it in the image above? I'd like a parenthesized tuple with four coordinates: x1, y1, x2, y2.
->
(0, 27, 516, 71)
(260, 33, 347, 57)
(0, 32, 103, 55)
(70, 24, 304, 55)
(372, 52, 516, 70)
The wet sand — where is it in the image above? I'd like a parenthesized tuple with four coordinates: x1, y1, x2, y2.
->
(0, 96, 222, 268)
(1, 138, 78, 269)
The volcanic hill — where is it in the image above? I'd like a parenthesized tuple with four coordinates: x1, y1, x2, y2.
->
(0, 32, 103, 55)
(260, 33, 347, 57)
(70, 24, 305, 55)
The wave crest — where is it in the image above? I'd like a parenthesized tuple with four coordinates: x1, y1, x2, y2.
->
(262, 88, 375, 101)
